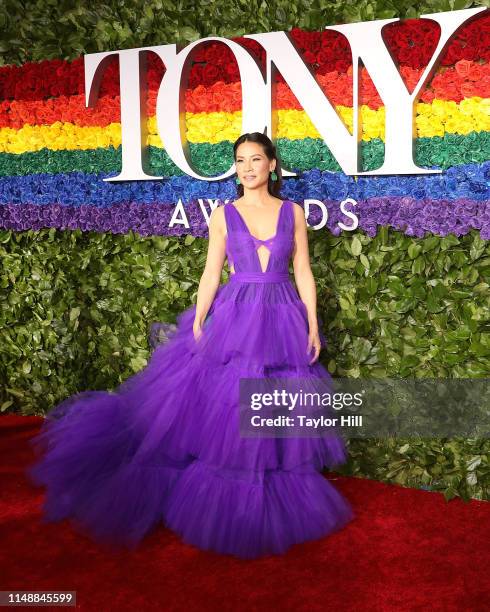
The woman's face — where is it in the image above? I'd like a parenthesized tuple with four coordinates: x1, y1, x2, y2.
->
(235, 141, 276, 190)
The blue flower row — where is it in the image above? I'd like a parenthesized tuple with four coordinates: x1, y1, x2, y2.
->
(0, 162, 488, 206)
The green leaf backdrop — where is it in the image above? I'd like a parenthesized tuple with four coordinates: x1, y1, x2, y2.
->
(1, 0, 489, 501)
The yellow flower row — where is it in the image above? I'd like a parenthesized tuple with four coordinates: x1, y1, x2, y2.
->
(0, 98, 487, 154)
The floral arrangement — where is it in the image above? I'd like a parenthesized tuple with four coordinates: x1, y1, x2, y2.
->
(0, 15, 488, 239)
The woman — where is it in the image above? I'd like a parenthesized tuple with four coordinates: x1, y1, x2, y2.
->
(27, 132, 354, 559)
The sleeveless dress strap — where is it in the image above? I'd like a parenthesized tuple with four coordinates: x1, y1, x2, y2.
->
(284, 199, 294, 233)
(224, 202, 242, 234)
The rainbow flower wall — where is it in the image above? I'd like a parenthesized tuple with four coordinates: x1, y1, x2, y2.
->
(0, 15, 489, 239)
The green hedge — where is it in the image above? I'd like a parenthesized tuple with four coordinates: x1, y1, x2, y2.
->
(1, 227, 489, 501)
(1, 0, 488, 66)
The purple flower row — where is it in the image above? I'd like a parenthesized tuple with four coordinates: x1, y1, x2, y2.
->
(0, 197, 488, 239)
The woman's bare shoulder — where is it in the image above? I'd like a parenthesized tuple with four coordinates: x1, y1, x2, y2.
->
(289, 201, 306, 226)
(209, 204, 227, 234)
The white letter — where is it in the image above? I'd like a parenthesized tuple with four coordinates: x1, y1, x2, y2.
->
(326, 8, 486, 175)
(85, 48, 164, 182)
(156, 38, 267, 181)
(198, 198, 228, 225)
(245, 31, 358, 174)
(338, 198, 358, 231)
(304, 199, 328, 230)
(169, 198, 189, 228)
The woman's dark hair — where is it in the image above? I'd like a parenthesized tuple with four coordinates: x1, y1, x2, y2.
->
(233, 132, 283, 198)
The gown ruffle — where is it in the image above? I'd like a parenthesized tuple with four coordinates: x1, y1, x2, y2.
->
(27, 199, 354, 559)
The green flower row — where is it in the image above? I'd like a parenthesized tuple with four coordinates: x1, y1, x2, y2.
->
(0, 132, 488, 177)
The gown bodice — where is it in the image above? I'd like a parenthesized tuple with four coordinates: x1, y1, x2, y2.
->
(224, 200, 294, 282)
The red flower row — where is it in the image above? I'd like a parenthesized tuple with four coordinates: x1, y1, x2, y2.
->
(1, 58, 487, 130)
(0, 14, 488, 101)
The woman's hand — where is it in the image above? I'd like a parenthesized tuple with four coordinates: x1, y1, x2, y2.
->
(306, 328, 321, 364)
(193, 320, 203, 342)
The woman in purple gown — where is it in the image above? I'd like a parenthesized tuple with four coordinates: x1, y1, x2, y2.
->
(27, 132, 354, 559)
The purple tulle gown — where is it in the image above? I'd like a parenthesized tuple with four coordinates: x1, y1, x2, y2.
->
(27, 199, 354, 559)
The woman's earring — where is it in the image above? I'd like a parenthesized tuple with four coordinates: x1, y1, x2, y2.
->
(270, 171, 278, 182)
(235, 176, 240, 184)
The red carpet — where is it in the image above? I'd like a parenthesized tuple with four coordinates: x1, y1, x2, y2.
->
(1, 414, 488, 611)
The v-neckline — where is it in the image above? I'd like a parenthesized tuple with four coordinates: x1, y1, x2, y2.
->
(231, 200, 286, 243)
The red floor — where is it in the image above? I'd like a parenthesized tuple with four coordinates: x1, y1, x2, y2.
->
(1, 414, 489, 611)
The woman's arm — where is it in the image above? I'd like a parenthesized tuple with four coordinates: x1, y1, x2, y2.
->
(193, 205, 227, 340)
(291, 202, 321, 363)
